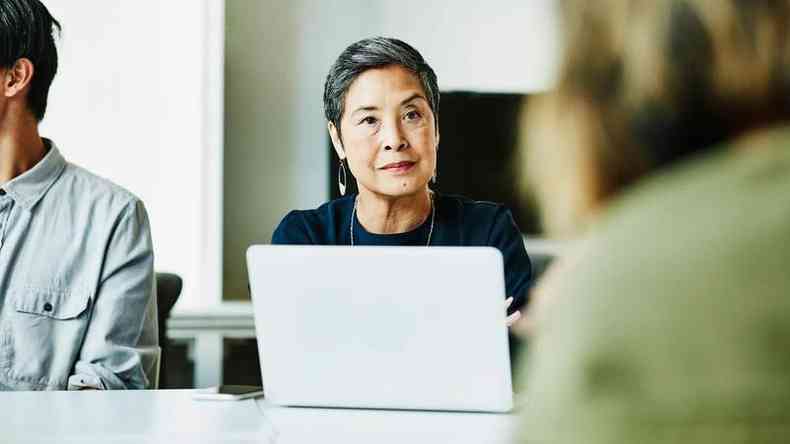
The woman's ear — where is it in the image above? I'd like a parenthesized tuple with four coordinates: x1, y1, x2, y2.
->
(328, 122, 345, 160)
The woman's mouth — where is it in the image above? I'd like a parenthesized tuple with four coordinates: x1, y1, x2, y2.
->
(379, 161, 416, 174)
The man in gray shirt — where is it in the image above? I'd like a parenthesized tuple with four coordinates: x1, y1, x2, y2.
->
(0, 0, 157, 390)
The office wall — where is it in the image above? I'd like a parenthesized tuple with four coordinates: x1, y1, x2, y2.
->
(41, 1, 224, 309)
(377, 1, 560, 92)
(223, 0, 560, 299)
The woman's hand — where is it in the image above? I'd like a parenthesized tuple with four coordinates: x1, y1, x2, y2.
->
(505, 297, 522, 327)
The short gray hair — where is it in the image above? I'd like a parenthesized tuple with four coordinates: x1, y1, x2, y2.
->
(323, 37, 440, 139)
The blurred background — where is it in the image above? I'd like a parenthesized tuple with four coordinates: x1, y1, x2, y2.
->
(40, 0, 561, 388)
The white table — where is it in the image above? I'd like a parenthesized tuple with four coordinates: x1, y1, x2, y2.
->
(3, 390, 272, 443)
(2, 390, 519, 444)
(258, 401, 518, 444)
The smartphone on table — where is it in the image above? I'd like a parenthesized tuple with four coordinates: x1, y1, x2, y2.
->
(192, 385, 264, 401)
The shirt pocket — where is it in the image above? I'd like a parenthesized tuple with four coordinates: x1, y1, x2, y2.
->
(0, 286, 92, 388)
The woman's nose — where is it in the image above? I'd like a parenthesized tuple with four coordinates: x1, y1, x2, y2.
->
(384, 143, 406, 151)
(382, 121, 407, 151)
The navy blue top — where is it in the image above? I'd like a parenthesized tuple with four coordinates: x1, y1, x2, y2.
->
(271, 193, 533, 311)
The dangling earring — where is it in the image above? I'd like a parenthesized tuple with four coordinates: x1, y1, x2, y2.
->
(432, 144, 439, 185)
(338, 159, 348, 196)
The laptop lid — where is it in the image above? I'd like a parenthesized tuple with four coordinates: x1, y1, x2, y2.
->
(247, 245, 513, 413)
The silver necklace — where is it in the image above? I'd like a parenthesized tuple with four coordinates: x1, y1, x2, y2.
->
(350, 193, 436, 246)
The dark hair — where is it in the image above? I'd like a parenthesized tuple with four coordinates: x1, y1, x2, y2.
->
(0, 0, 61, 121)
(323, 37, 439, 139)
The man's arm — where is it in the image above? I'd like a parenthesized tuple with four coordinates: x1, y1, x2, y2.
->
(68, 199, 156, 390)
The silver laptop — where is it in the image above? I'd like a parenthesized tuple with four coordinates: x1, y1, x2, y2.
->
(246, 245, 513, 413)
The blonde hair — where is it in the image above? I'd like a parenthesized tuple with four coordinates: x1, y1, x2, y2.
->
(527, 0, 790, 236)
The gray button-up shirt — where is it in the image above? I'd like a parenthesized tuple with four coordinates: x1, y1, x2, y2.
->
(0, 141, 157, 390)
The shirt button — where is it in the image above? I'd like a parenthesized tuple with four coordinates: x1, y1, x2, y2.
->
(43, 303, 53, 312)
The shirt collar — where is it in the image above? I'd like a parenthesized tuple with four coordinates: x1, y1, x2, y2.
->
(2, 139, 67, 211)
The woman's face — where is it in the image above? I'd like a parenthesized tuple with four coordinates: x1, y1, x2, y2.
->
(330, 64, 439, 199)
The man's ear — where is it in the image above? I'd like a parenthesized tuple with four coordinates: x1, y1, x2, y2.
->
(328, 121, 345, 160)
(3, 58, 34, 99)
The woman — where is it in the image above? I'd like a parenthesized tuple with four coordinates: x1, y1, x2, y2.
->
(272, 37, 532, 321)
(518, 0, 790, 442)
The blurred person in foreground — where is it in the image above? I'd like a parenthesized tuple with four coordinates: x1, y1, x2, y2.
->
(0, 0, 156, 390)
(517, 0, 790, 441)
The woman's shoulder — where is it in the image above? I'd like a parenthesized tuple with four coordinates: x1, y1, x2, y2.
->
(285, 195, 355, 222)
(272, 195, 355, 244)
(435, 192, 522, 244)
(436, 192, 510, 220)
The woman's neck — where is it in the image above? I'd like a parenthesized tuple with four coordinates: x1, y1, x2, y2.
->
(355, 188, 432, 234)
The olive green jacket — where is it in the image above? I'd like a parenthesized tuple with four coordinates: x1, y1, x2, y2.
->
(519, 128, 790, 443)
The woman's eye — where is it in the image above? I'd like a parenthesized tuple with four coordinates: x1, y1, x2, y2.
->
(405, 110, 421, 121)
(359, 116, 377, 125)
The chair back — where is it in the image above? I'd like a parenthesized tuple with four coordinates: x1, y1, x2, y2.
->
(155, 272, 183, 388)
